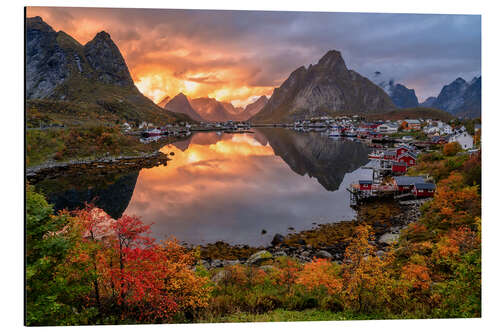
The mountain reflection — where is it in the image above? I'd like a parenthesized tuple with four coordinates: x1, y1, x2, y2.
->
(35, 129, 371, 246)
(256, 128, 370, 191)
(122, 130, 371, 245)
(35, 171, 139, 219)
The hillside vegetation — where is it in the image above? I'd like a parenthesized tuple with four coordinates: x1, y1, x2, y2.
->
(26, 145, 481, 325)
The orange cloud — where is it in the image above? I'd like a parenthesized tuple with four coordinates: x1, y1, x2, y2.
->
(26, 7, 276, 107)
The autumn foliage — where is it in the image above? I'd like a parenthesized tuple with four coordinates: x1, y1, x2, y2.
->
(26, 146, 481, 324)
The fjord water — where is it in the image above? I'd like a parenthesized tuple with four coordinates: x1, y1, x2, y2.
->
(36, 129, 371, 246)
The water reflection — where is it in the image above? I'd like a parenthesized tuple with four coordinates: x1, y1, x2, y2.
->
(35, 171, 139, 219)
(122, 129, 371, 245)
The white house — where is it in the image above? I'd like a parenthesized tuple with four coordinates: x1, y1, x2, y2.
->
(122, 122, 132, 131)
(449, 132, 474, 150)
(376, 122, 399, 134)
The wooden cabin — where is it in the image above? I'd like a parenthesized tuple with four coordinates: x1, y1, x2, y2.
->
(394, 176, 427, 193)
(397, 151, 417, 167)
(412, 183, 436, 198)
(391, 161, 407, 174)
(359, 180, 373, 191)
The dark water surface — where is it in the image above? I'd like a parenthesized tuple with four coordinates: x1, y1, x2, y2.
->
(35, 129, 371, 246)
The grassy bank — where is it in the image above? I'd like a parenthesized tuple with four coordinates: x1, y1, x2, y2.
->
(26, 126, 177, 168)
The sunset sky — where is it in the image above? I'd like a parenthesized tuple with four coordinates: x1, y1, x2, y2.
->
(26, 7, 481, 107)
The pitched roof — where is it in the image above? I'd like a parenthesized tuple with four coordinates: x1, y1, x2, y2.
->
(394, 176, 426, 186)
(414, 183, 436, 190)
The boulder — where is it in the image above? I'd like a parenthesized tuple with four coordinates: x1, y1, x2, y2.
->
(272, 250, 287, 258)
(222, 259, 240, 267)
(315, 250, 333, 260)
(271, 233, 285, 246)
(248, 250, 273, 266)
(259, 265, 277, 273)
(211, 259, 223, 268)
(379, 232, 400, 245)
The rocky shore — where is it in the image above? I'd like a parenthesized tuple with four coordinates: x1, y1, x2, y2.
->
(198, 198, 431, 271)
(26, 151, 172, 184)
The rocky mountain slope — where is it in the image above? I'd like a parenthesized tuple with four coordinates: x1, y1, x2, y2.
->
(164, 93, 203, 121)
(157, 95, 171, 108)
(372, 73, 419, 109)
(189, 96, 267, 122)
(385, 82, 419, 108)
(243, 96, 268, 119)
(26, 16, 187, 124)
(190, 97, 233, 122)
(251, 50, 395, 122)
(431, 77, 481, 118)
(419, 97, 437, 108)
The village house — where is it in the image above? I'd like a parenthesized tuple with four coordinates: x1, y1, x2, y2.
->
(449, 131, 474, 150)
(394, 176, 427, 193)
(376, 122, 399, 134)
(412, 182, 436, 198)
(405, 119, 421, 130)
(391, 161, 407, 174)
(358, 180, 373, 191)
(397, 151, 418, 167)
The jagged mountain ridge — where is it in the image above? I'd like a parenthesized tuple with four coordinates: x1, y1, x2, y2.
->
(26, 16, 186, 124)
(251, 50, 395, 122)
(157, 95, 171, 108)
(187, 96, 268, 122)
(432, 77, 481, 118)
(164, 93, 203, 121)
(372, 73, 419, 109)
(243, 96, 268, 118)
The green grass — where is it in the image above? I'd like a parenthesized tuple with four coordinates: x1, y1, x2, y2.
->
(26, 126, 176, 167)
(198, 308, 418, 323)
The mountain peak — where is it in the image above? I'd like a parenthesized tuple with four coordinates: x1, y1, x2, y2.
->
(26, 16, 54, 33)
(165, 93, 203, 121)
(83, 30, 134, 87)
(316, 50, 347, 71)
(94, 31, 112, 40)
(252, 50, 395, 122)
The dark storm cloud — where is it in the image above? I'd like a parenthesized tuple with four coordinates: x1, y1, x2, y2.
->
(27, 7, 480, 102)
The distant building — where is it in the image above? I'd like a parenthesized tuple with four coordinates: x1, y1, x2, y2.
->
(376, 123, 399, 134)
(449, 132, 474, 150)
(405, 119, 421, 130)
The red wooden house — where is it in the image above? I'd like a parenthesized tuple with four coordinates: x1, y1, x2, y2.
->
(396, 145, 411, 157)
(383, 150, 397, 161)
(397, 151, 417, 167)
(359, 180, 373, 191)
(394, 176, 426, 193)
(391, 161, 407, 174)
(412, 183, 436, 198)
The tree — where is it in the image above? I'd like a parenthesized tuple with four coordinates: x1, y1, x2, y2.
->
(443, 142, 461, 156)
(296, 258, 342, 295)
(341, 225, 395, 313)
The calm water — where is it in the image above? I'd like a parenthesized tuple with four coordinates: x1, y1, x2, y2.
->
(35, 129, 371, 246)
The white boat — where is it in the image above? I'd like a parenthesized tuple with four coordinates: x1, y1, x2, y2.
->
(345, 128, 358, 137)
(329, 129, 341, 137)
